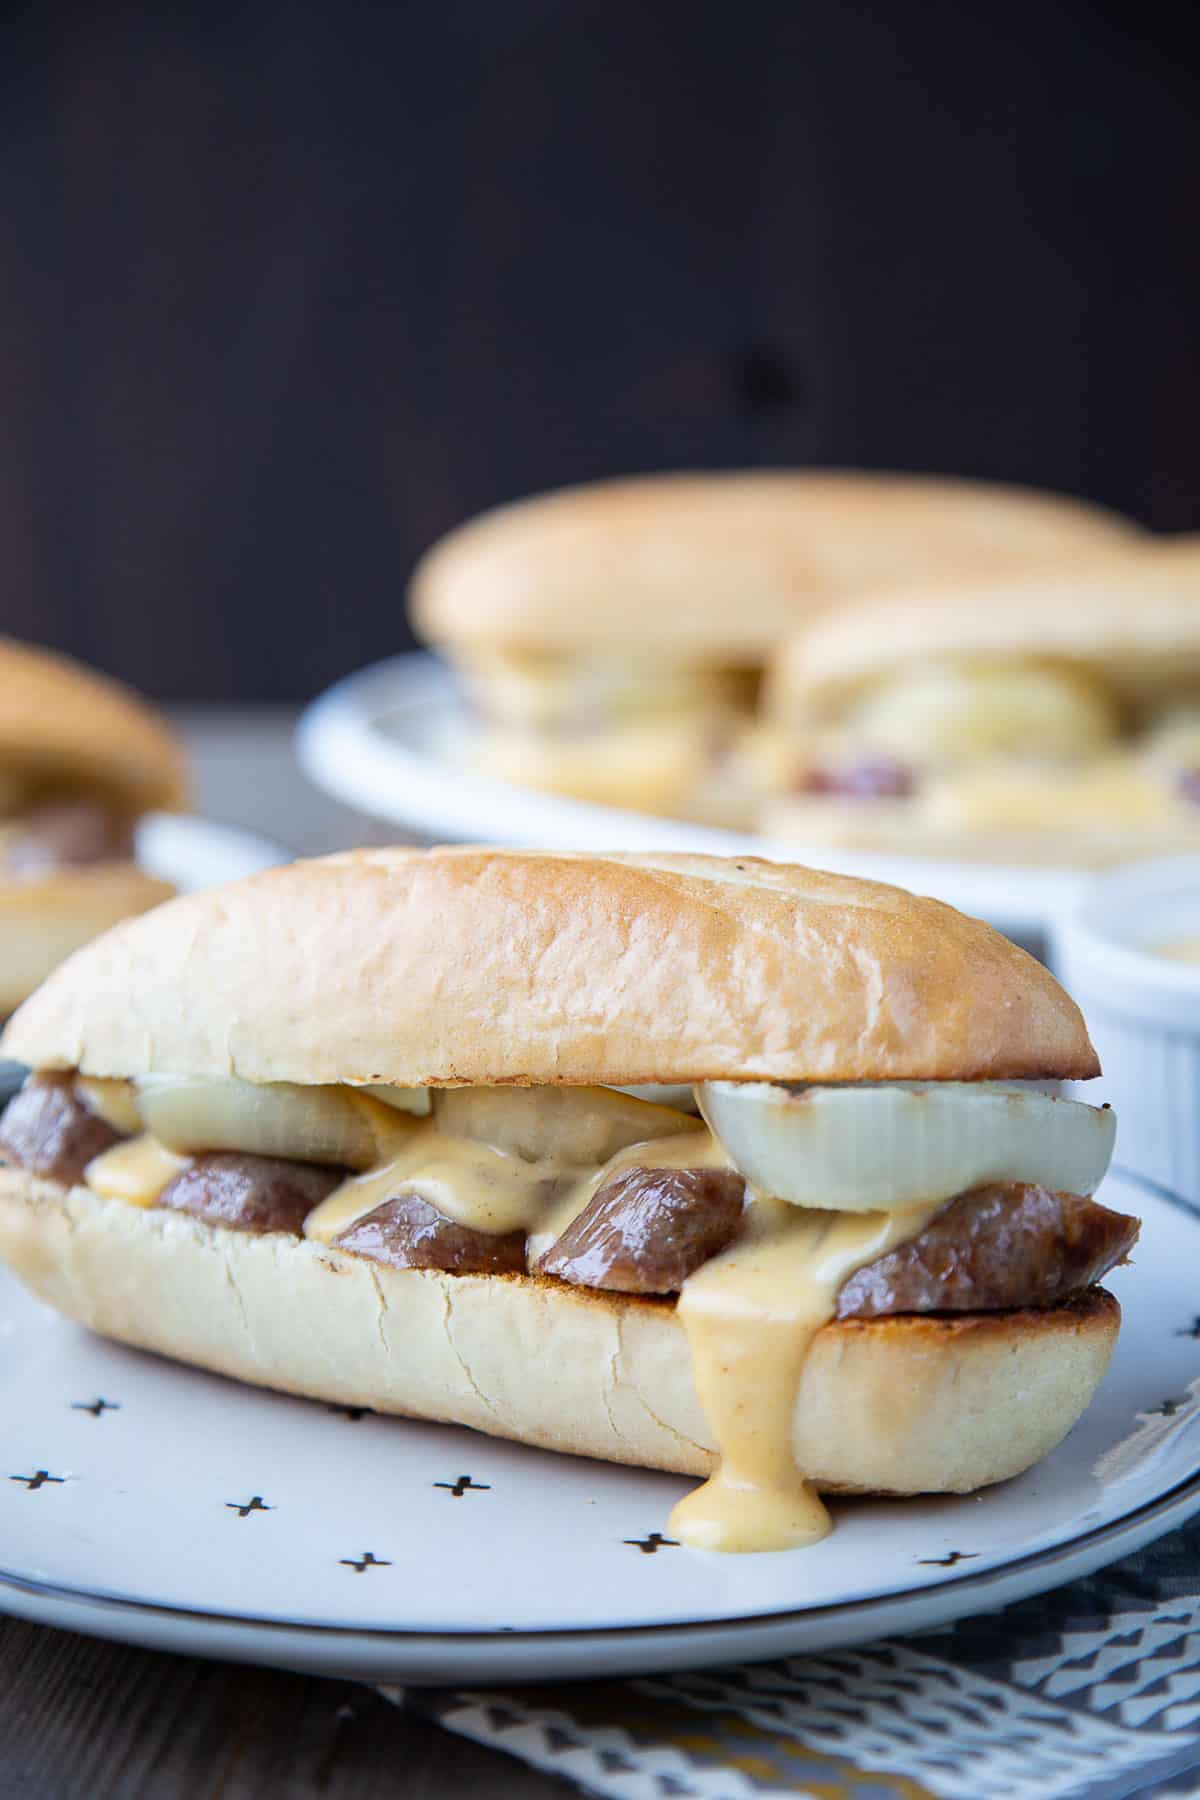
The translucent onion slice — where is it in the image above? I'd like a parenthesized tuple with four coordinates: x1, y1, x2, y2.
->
(618, 1084, 700, 1114)
(357, 1083, 432, 1116)
(136, 1076, 417, 1170)
(697, 1080, 1116, 1213)
(431, 1084, 696, 1165)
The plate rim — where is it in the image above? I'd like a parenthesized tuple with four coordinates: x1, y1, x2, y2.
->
(295, 653, 1092, 940)
(3, 1470, 1199, 1683)
(136, 811, 292, 888)
(3, 1456, 1199, 1644)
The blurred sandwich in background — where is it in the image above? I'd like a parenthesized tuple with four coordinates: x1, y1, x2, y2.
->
(759, 537, 1200, 864)
(0, 639, 188, 1012)
(411, 471, 1138, 824)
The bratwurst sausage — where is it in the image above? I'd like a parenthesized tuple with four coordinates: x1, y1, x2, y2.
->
(836, 1182, 1139, 1317)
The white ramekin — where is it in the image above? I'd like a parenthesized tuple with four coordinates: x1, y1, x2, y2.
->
(1049, 856, 1200, 1205)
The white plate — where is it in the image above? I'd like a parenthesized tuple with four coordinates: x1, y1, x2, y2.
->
(135, 813, 290, 891)
(1, 1168, 1197, 1684)
(296, 655, 1091, 947)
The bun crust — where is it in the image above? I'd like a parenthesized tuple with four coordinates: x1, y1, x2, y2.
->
(412, 472, 1139, 658)
(0, 864, 175, 1014)
(0, 1174, 1120, 1496)
(772, 538, 1200, 717)
(1, 846, 1100, 1084)
(0, 639, 188, 811)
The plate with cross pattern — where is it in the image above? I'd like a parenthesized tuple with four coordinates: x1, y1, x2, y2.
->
(1, 1167, 1199, 1684)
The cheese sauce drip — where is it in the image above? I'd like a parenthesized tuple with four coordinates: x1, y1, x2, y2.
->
(671, 1197, 943, 1554)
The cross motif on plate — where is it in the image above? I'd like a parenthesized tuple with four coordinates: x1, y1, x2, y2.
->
(623, 1532, 679, 1554)
(917, 1550, 978, 1567)
(10, 1470, 65, 1491)
(1152, 1397, 1189, 1417)
(225, 1495, 273, 1518)
(1175, 1317, 1200, 1339)
(433, 1475, 490, 1497)
(340, 1551, 392, 1573)
(72, 1398, 120, 1417)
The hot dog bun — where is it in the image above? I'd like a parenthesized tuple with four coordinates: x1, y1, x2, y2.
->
(412, 471, 1140, 659)
(0, 864, 174, 1016)
(0, 638, 188, 813)
(0, 1171, 1119, 1496)
(769, 536, 1200, 721)
(1, 847, 1099, 1085)
(0, 639, 187, 1011)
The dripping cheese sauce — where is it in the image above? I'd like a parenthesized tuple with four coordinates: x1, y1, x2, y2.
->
(69, 1076, 944, 1555)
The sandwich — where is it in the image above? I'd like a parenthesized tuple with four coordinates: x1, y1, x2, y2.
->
(760, 537, 1200, 864)
(411, 472, 1138, 825)
(0, 848, 1136, 1553)
(0, 638, 188, 1011)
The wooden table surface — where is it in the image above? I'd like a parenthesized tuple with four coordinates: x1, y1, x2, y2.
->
(0, 1616, 572, 1799)
(0, 710, 569, 1799)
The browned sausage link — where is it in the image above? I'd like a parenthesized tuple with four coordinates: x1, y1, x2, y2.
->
(4, 797, 137, 875)
(0, 1074, 126, 1184)
(538, 1165, 746, 1295)
(333, 1193, 527, 1274)
(157, 1152, 342, 1236)
(836, 1182, 1140, 1318)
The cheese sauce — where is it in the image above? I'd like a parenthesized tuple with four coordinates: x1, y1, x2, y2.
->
(305, 1131, 563, 1242)
(84, 1134, 188, 1207)
(305, 1086, 699, 1245)
(671, 1198, 942, 1553)
(306, 1122, 723, 1249)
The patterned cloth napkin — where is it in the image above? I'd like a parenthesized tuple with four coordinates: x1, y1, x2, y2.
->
(397, 1517, 1200, 1799)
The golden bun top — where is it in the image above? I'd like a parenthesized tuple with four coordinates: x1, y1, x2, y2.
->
(0, 638, 188, 812)
(770, 536, 1200, 716)
(2, 846, 1099, 1086)
(410, 471, 1139, 660)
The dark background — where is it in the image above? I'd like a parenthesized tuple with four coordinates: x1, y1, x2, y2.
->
(0, 0, 1197, 702)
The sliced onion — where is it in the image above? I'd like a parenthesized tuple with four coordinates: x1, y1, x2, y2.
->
(618, 1084, 700, 1114)
(697, 1080, 1116, 1212)
(357, 1083, 432, 1116)
(432, 1085, 696, 1165)
(137, 1076, 418, 1169)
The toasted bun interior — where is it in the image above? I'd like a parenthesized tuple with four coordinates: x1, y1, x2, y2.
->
(1, 847, 1100, 1085)
(0, 1174, 1121, 1496)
